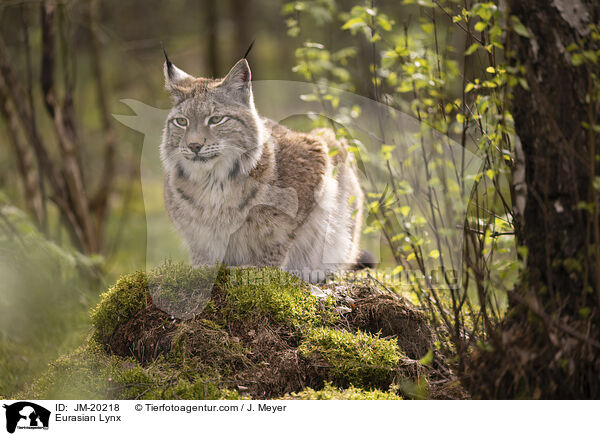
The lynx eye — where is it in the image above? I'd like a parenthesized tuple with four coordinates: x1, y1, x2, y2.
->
(207, 115, 228, 126)
(173, 117, 188, 128)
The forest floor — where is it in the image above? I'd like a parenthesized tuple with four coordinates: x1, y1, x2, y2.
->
(16, 262, 467, 400)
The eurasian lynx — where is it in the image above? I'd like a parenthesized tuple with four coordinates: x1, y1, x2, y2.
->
(160, 54, 372, 282)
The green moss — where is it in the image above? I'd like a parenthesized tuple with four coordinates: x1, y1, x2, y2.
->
(90, 262, 227, 341)
(111, 360, 239, 400)
(90, 262, 338, 345)
(108, 351, 244, 400)
(19, 337, 241, 400)
(281, 382, 402, 400)
(299, 327, 402, 388)
(90, 271, 149, 341)
(147, 261, 226, 319)
(21, 262, 438, 400)
(223, 267, 338, 328)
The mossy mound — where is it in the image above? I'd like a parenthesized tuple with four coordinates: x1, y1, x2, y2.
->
(19, 262, 464, 400)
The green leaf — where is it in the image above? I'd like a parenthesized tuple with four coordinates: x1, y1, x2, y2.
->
(511, 16, 531, 38)
(566, 43, 579, 52)
(583, 50, 598, 64)
(281, 3, 296, 15)
(419, 349, 434, 366)
(579, 307, 591, 318)
(571, 53, 584, 66)
(377, 16, 393, 31)
(465, 43, 480, 55)
(342, 17, 364, 30)
(421, 22, 434, 34)
(518, 77, 530, 90)
(392, 265, 404, 276)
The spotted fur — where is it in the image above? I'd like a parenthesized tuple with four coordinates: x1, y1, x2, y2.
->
(161, 58, 364, 282)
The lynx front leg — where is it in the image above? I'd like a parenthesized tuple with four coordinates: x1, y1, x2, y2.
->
(188, 231, 229, 267)
(257, 239, 293, 268)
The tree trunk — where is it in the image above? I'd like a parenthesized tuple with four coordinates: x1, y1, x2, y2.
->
(204, 0, 219, 77)
(0, 84, 44, 225)
(465, 0, 600, 398)
(231, 0, 250, 59)
(88, 0, 116, 251)
(0, 1, 115, 254)
(41, 0, 97, 253)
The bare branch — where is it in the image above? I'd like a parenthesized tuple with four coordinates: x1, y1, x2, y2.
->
(0, 81, 44, 225)
(88, 0, 116, 247)
(41, 0, 97, 252)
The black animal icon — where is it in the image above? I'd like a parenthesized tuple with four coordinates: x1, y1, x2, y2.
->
(3, 402, 50, 434)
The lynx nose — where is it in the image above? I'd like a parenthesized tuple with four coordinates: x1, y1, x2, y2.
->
(188, 142, 203, 154)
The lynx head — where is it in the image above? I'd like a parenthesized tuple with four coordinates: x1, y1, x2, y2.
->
(160, 55, 265, 180)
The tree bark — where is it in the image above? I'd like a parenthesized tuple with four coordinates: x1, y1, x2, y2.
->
(0, 1, 113, 254)
(231, 0, 251, 59)
(205, 0, 219, 77)
(41, 0, 97, 253)
(88, 0, 116, 250)
(466, 0, 600, 399)
(0, 83, 44, 225)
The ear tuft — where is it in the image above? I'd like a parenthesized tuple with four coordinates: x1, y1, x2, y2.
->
(243, 39, 255, 59)
(162, 42, 173, 76)
(162, 45, 194, 96)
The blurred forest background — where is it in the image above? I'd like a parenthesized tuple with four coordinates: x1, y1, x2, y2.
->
(0, 0, 598, 399)
(0, 0, 301, 396)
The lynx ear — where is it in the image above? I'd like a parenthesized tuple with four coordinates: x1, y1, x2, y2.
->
(162, 45, 194, 94)
(220, 59, 252, 103)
